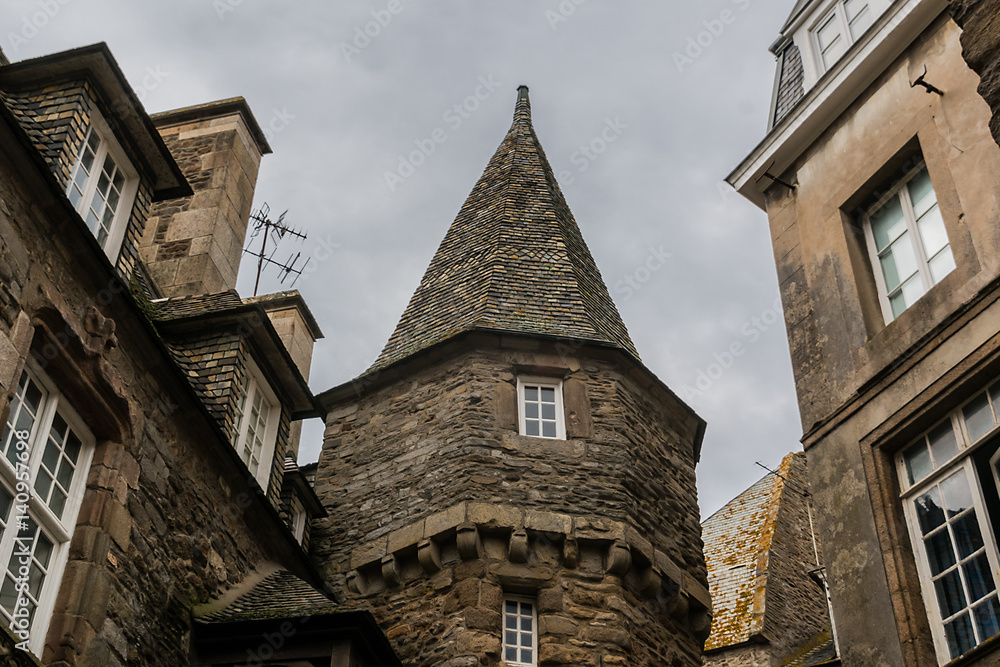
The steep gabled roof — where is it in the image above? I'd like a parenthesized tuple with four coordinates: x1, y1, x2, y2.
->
(369, 86, 637, 373)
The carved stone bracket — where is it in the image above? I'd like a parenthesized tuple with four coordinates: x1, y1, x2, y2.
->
(84, 306, 118, 356)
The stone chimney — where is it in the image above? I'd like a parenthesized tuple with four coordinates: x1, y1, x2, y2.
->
(140, 98, 271, 297)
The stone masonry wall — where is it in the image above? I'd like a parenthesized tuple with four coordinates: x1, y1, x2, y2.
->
(313, 339, 708, 666)
(951, 0, 1000, 145)
(141, 109, 264, 298)
(0, 103, 303, 666)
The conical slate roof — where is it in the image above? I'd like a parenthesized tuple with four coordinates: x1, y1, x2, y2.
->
(369, 87, 638, 372)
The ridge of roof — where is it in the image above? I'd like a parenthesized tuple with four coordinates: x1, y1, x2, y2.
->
(368, 86, 638, 373)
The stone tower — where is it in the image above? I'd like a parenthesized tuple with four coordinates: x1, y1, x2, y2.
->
(314, 87, 711, 667)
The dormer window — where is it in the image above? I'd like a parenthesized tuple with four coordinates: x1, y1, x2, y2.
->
(813, 0, 874, 71)
(232, 358, 280, 489)
(517, 378, 565, 440)
(65, 110, 138, 259)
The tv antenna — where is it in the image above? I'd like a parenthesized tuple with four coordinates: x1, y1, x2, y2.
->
(243, 203, 308, 296)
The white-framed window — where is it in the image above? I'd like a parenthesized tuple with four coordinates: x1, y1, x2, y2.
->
(64, 110, 138, 260)
(516, 378, 565, 440)
(0, 363, 95, 655)
(289, 496, 306, 545)
(812, 0, 875, 71)
(897, 379, 1000, 663)
(231, 357, 280, 489)
(502, 597, 537, 666)
(862, 161, 955, 323)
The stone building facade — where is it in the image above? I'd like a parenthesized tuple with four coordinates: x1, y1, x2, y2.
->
(312, 88, 713, 667)
(729, 0, 1000, 664)
(0, 43, 398, 666)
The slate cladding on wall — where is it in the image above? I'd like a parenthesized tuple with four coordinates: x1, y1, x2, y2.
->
(773, 44, 805, 127)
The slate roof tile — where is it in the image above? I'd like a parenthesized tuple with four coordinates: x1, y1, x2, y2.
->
(197, 569, 338, 624)
(369, 86, 638, 373)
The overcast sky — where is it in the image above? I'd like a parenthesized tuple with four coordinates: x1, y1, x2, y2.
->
(6, 0, 801, 519)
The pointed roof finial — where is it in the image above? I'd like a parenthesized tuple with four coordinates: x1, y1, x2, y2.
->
(515, 85, 531, 123)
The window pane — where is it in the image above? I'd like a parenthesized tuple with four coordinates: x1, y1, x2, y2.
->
(928, 247, 956, 285)
(916, 205, 948, 257)
(925, 529, 956, 576)
(946, 613, 976, 660)
(505, 647, 517, 661)
(521, 615, 533, 631)
(917, 488, 946, 535)
(904, 442, 933, 485)
(928, 421, 959, 466)
(525, 421, 539, 437)
(541, 403, 556, 421)
(963, 393, 996, 443)
(964, 554, 996, 602)
(880, 251, 901, 292)
(908, 168, 936, 218)
(870, 195, 906, 250)
(849, 6, 873, 38)
(953, 512, 985, 560)
(506, 615, 517, 630)
(941, 472, 974, 519)
(541, 387, 555, 403)
(974, 597, 1000, 645)
(937, 569, 968, 618)
(542, 422, 556, 438)
(886, 234, 919, 286)
(525, 403, 539, 420)
(521, 649, 533, 663)
(524, 387, 538, 402)
(991, 383, 1000, 415)
(890, 274, 925, 318)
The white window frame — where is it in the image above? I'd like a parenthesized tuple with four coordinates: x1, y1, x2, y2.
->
(502, 596, 537, 667)
(64, 108, 139, 261)
(0, 361, 95, 656)
(793, 0, 890, 86)
(896, 378, 1000, 663)
(231, 357, 280, 490)
(861, 160, 954, 324)
(516, 377, 566, 441)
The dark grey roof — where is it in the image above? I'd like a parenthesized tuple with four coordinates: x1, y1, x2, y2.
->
(369, 87, 638, 373)
(197, 570, 338, 624)
(151, 290, 244, 320)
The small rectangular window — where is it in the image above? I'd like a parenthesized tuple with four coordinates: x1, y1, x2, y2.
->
(232, 358, 280, 489)
(861, 161, 955, 323)
(503, 597, 537, 666)
(517, 378, 565, 440)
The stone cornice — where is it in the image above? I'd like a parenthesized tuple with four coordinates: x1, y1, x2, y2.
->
(345, 501, 712, 619)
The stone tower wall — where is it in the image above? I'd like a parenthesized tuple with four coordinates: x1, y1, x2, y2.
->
(313, 336, 710, 666)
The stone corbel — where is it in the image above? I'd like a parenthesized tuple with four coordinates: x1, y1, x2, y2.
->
(509, 528, 529, 563)
(606, 539, 631, 576)
(563, 537, 579, 569)
(346, 571, 367, 596)
(638, 567, 662, 599)
(417, 538, 442, 574)
(381, 554, 400, 587)
(456, 522, 481, 560)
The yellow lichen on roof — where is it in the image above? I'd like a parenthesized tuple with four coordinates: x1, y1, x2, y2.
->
(701, 452, 801, 651)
